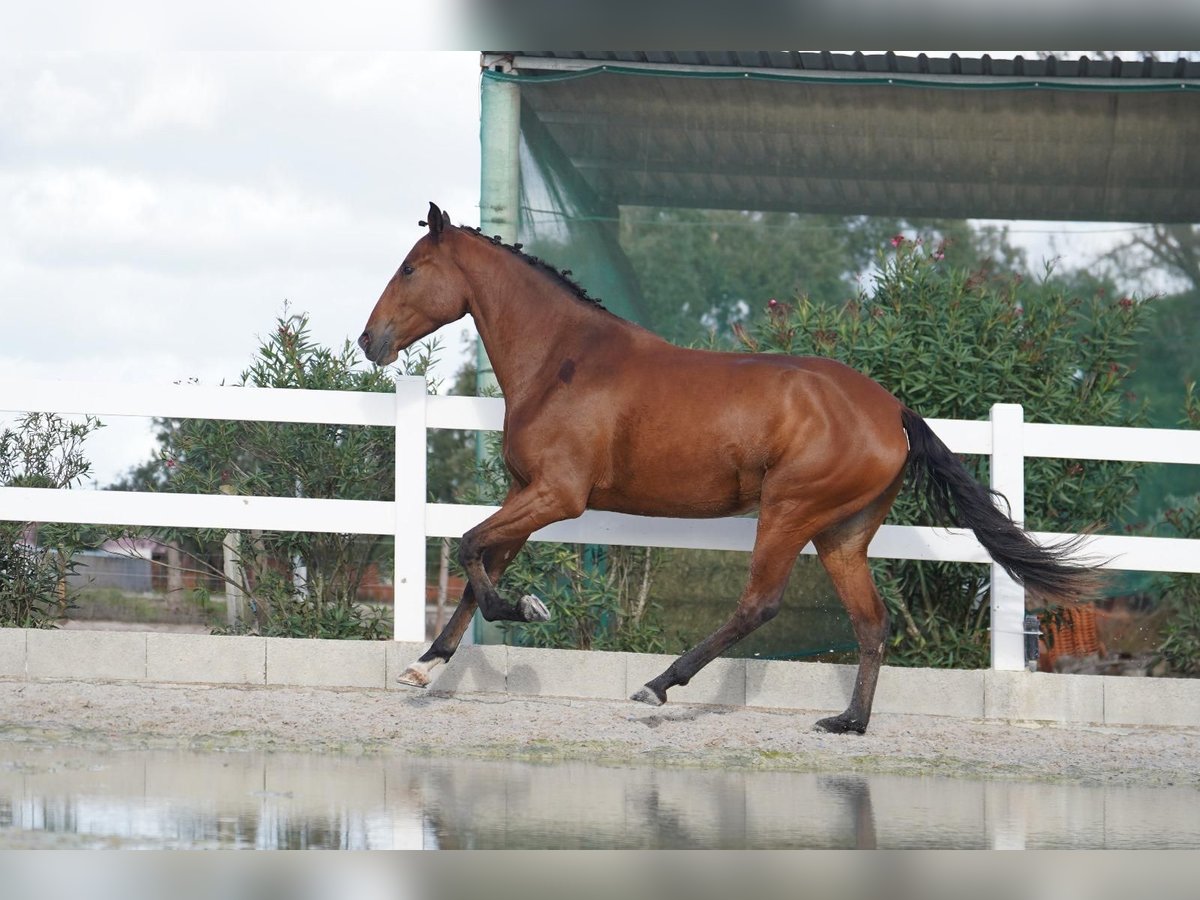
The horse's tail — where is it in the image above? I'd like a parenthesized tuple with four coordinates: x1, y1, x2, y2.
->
(900, 407, 1102, 605)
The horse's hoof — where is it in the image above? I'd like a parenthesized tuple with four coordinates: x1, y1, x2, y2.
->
(396, 668, 431, 688)
(630, 686, 665, 707)
(396, 658, 443, 688)
(519, 594, 551, 622)
(813, 714, 867, 735)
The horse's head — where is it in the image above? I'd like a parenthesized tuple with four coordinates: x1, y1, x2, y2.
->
(358, 202, 472, 366)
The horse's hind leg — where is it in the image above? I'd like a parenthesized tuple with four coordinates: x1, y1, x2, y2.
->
(810, 479, 903, 734)
(631, 516, 810, 706)
(810, 546, 888, 734)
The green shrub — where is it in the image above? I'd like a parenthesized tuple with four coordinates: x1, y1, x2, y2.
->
(209, 572, 391, 640)
(1154, 501, 1200, 675)
(1153, 386, 1200, 676)
(0, 413, 102, 627)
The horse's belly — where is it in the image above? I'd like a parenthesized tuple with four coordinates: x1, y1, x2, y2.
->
(587, 489, 757, 518)
(587, 457, 763, 518)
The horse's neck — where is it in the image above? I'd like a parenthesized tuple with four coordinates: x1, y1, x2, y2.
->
(459, 246, 609, 400)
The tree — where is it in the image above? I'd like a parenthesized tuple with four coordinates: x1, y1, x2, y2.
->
(1152, 385, 1200, 676)
(1090, 228, 1200, 519)
(119, 310, 436, 639)
(1104, 224, 1200, 293)
(617, 207, 1027, 347)
(0, 413, 102, 626)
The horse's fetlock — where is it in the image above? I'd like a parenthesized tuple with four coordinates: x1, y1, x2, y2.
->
(477, 588, 506, 621)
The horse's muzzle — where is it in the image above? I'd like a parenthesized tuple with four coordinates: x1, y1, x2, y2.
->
(357, 328, 395, 367)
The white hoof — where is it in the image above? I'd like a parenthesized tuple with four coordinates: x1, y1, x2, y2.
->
(519, 594, 551, 622)
(396, 657, 444, 688)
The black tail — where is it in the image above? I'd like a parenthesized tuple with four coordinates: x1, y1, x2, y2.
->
(900, 407, 1101, 604)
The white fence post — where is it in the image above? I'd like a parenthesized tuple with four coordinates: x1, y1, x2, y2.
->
(989, 403, 1026, 671)
(393, 377, 428, 642)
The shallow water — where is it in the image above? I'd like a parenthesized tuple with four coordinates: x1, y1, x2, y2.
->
(0, 742, 1197, 849)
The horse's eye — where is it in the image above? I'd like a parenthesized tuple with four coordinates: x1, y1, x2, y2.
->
(401, 264, 414, 276)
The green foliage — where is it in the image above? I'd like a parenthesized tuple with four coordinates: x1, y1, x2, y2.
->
(619, 209, 1028, 346)
(0, 413, 103, 627)
(1154, 501, 1200, 676)
(466, 436, 669, 654)
(496, 543, 669, 654)
(209, 572, 391, 640)
(1152, 386, 1200, 676)
(1123, 291, 1200, 526)
(619, 209, 892, 344)
(426, 351, 480, 502)
(125, 309, 434, 640)
(739, 238, 1149, 668)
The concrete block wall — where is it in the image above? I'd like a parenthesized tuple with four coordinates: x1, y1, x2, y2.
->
(2, 628, 1197, 729)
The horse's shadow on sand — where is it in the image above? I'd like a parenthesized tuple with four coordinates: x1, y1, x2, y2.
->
(633, 706, 733, 729)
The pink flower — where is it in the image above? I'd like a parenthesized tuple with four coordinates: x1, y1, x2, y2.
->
(890, 234, 905, 247)
(768, 298, 778, 308)
(1119, 297, 1134, 310)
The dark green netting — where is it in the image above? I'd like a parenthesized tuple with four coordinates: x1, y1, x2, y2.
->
(514, 95, 648, 324)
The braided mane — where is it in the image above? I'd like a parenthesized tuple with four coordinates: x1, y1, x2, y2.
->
(425, 220, 609, 312)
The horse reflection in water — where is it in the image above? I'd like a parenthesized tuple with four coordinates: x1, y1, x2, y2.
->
(358, 203, 1097, 734)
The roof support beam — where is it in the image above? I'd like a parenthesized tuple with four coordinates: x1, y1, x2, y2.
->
(506, 54, 1197, 91)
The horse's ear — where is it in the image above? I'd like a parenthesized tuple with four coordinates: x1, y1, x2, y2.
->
(427, 202, 444, 238)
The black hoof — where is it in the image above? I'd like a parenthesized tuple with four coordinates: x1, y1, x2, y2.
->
(631, 686, 666, 707)
(814, 714, 867, 735)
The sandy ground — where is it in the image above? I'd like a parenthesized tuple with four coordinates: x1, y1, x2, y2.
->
(1, 677, 1197, 787)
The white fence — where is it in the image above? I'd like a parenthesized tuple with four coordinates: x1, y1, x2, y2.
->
(2, 376, 1199, 670)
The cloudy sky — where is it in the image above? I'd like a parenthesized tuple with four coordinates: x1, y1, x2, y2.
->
(0, 51, 483, 485)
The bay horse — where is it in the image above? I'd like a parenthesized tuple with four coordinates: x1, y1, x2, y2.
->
(358, 202, 1097, 734)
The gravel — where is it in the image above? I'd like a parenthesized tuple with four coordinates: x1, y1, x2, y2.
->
(2, 678, 1197, 787)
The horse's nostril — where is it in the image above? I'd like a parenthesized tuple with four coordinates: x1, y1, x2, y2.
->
(357, 330, 371, 352)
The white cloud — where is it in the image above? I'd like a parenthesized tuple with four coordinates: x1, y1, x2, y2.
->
(22, 66, 109, 142)
(0, 166, 388, 273)
(1, 3, 466, 52)
(0, 55, 221, 145)
(0, 50, 482, 485)
(120, 64, 221, 135)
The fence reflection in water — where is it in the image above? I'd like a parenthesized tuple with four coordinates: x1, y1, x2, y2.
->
(1, 743, 1196, 850)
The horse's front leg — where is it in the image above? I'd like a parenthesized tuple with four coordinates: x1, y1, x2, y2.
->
(458, 480, 586, 623)
(396, 537, 524, 687)
(396, 480, 584, 687)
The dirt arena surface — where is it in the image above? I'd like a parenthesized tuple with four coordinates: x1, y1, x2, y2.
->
(2, 678, 1197, 787)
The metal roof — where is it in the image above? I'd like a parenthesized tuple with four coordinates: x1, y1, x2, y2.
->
(496, 51, 1200, 83)
(485, 52, 1200, 222)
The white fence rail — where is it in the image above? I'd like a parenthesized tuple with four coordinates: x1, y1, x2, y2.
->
(2, 376, 1199, 670)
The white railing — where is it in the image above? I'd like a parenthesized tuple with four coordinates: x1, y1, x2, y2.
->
(2, 376, 1198, 670)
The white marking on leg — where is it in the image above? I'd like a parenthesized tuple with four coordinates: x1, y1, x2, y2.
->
(396, 656, 445, 688)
